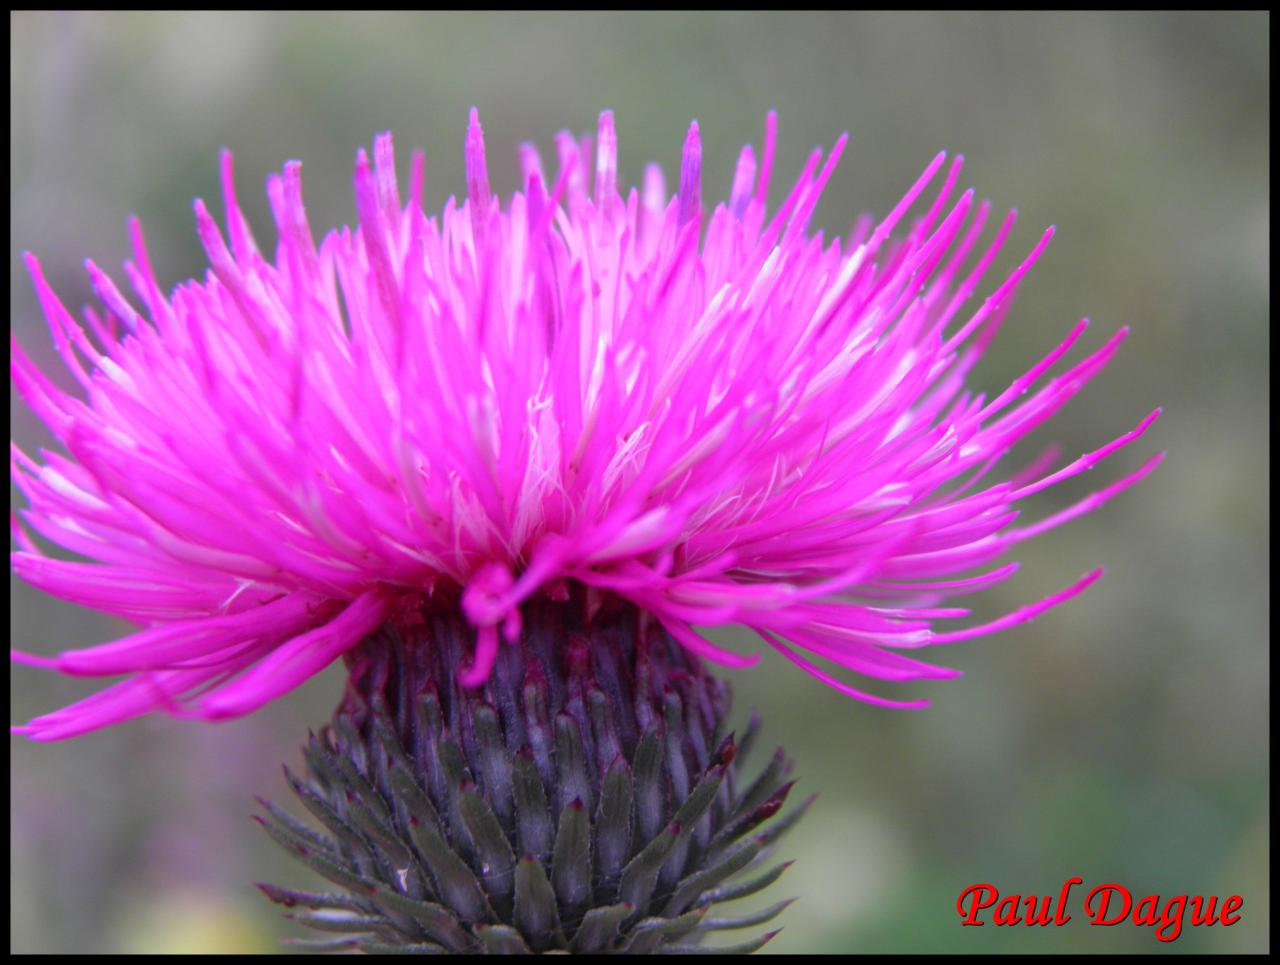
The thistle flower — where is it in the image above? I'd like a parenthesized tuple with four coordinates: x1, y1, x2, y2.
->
(12, 109, 1159, 952)
(12, 110, 1159, 736)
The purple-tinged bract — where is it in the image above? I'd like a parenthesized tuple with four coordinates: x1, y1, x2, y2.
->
(11, 110, 1161, 740)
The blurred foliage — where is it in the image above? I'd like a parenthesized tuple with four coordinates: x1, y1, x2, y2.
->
(10, 11, 1268, 955)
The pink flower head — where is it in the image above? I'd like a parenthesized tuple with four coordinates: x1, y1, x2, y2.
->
(11, 110, 1161, 740)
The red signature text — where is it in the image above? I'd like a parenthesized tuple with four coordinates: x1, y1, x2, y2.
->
(957, 878, 1243, 943)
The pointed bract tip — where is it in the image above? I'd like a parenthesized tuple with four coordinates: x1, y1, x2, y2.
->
(716, 732, 737, 766)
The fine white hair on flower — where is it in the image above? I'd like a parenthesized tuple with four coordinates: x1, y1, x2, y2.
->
(11, 109, 1162, 739)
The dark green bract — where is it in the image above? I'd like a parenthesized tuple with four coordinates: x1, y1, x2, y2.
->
(257, 597, 808, 953)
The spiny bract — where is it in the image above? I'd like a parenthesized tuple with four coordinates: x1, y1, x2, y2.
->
(258, 598, 804, 953)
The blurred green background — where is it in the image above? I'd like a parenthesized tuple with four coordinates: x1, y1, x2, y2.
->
(9, 11, 1268, 954)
